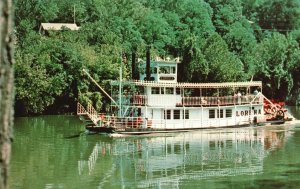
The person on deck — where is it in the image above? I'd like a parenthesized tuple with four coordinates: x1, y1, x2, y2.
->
(237, 92, 242, 104)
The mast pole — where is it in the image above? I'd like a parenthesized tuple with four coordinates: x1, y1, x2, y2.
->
(82, 69, 118, 106)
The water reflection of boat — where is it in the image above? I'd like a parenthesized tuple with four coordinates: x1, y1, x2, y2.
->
(78, 127, 291, 188)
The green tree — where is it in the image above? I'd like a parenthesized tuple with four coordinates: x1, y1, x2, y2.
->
(14, 0, 59, 41)
(206, 0, 244, 35)
(174, 0, 215, 81)
(15, 30, 94, 114)
(202, 33, 244, 82)
(13, 0, 300, 114)
(249, 33, 300, 100)
(256, 0, 300, 32)
(224, 22, 256, 57)
(15, 51, 61, 114)
(224, 21, 257, 79)
(139, 9, 171, 51)
(180, 33, 244, 83)
(179, 35, 208, 82)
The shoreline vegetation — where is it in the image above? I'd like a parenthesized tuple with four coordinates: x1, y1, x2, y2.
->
(14, 0, 300, 116)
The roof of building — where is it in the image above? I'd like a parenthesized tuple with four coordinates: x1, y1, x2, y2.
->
(40, 23, 80, 31)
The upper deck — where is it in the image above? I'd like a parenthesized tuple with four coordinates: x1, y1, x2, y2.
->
(111, 80, 263, 107)
(111, 58, 262, 108)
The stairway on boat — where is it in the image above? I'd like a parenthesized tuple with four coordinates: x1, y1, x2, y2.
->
(77, 102, 99, 127)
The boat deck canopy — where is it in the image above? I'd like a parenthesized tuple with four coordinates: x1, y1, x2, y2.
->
(111, 80, 262, 88)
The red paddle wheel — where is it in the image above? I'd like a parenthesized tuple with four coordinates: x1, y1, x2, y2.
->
(264, 99, 286, 121)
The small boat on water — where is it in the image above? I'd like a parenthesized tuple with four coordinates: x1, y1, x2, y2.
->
(77, 58, 293, 134)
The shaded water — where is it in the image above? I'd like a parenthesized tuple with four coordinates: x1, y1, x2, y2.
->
(9, 107, 300, 189)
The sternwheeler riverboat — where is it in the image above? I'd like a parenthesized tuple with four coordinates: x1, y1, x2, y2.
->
(77, 58, 293, 134)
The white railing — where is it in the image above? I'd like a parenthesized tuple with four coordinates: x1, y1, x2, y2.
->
(77, 102, 87, 115)
(132, 95, 147, 106)
(181, 95, 262, 106)
(87, 103, 99, 125)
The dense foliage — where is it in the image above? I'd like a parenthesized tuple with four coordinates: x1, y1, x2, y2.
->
(14, 0, 300, 115)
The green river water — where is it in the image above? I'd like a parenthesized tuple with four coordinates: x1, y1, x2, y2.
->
(9, 107, 300, 189)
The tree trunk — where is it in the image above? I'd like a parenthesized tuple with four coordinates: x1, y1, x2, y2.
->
(0, 0, 14, 189)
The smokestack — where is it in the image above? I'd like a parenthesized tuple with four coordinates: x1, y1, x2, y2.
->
(131, 50, 136, 80)
(146, 46, 151, 81)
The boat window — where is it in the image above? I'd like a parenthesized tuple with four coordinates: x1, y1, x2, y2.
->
(217, 109, 224, 118)
(176, 88, 181, 95)
(209, 109, 215, 119)
(226, 109, 232, 118)
(160, 66, 170, 74)
(160, 87, 165, 94)
(151, 87, 160, 94)
(164, 110, 171, 119)
(174, 110, 180, 119)
(171, 67, 176, 74)
(166, 87, 174, 94)
(184, 110, 189, 119)
(151, 67, 157, 74)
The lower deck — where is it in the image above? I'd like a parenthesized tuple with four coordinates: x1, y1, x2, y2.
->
(115, 104, 265, 130)
(78, 101, 290, 134)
